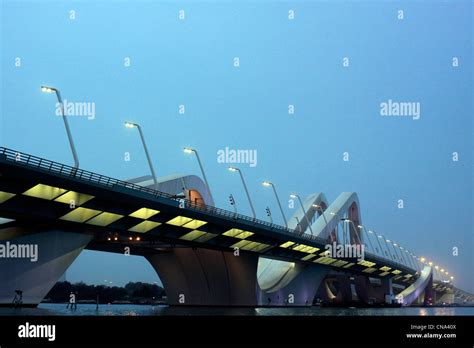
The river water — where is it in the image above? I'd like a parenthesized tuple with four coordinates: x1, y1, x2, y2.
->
(0, 303, 472, 316)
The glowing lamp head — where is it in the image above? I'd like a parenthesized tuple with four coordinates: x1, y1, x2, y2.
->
(420, 257, 426, 262)
(124, 122, 137, 128)
(428, 262, 433, 266)
(450, 276, 454, 280)
(358, 225, 363, 229)
(262, 181, 271, 187)
(228, 167, 238, 172)
(40, 85, 56, 93)
(183, 147, 194, 154)
(289, 194, 297, 199)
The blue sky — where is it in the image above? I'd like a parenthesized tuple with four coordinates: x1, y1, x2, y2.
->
(1, 0, 472, 292)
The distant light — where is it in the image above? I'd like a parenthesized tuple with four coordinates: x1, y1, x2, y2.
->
(107, 237, 111, 241)
(368, 230, 373, 234)
(420, 257, 426, 262)
(343, 218, 351, 222)
(124, 122, 137, 128)
(441, 268, 445, 273)
(330, 212, 336, 215)
(386, 239, 391, 243)
(358, 225, 363, 229)
(114, 237, 118, 241)
(183, 147, 194, 154)
(228, 167, 238, 172)
(428, 262, 433, 266)
(129, 237, 133, 241)
(445, 272, 449, 275)
(289, 194, 297, 199)
(393, 243, 398, 246)
(262, 181, 271, 187)
(136, 236, 141, 241)
(450, 276, 454, 280)
(435, 265, 439, 270)
(378, 235, 383, 239)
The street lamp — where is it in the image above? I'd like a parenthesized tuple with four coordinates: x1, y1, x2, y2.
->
(290, 194, 313, 235)
(124, 122, 158, 190)
(228, 167, 256, 218)
(41, 85, 79, 168)
(343, 219, 363, 246)
(262, 181, 287, 227)
(313, 204, 329, 229)
(357, 225, 374, 253)
(183, 147, 213, 202)
(377, 234, 393, 260)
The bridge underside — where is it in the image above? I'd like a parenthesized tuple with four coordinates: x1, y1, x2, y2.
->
(0, 223, 449, 308)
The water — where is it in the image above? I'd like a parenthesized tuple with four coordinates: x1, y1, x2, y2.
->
(0, 304, 472, 316)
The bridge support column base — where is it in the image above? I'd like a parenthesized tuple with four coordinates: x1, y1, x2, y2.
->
(0, 227, 92, 306)
(257, 260, 328, 306)
(147, 248, 259, 306)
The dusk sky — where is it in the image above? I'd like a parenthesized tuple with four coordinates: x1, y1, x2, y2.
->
(1, 0, 472, 292)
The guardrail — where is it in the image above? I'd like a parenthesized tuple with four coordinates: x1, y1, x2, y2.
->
(0, 147, 311, 238)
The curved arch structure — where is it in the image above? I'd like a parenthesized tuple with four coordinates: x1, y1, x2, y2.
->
(396, 266, 433, 306)
(310, 192, 362, 243)
(257, 193, 329, 304)
(127, 174, 215, 206)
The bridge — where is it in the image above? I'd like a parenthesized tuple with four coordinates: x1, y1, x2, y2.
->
(0, 147, 471, 307)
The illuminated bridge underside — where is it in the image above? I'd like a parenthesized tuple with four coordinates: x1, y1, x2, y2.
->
(0, 147, 459, 306)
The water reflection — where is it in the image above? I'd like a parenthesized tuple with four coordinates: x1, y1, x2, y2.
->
(0, 304, 471, 316)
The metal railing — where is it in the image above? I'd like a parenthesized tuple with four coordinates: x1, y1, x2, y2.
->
(0, 147, 305, 237)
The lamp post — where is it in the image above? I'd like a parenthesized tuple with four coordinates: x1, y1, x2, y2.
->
(262, 181, 287, 227)
(377, 234, 392, 260)
(385, 239, 400, 265)
(125, 122, 158, 190)
(344, 219, 363, 245)
(357, 224, 375, 254)
(392, 242, 406, 266)
(312, 204, 329, 229)
(228, 167, 255, 218)
(183, 147, 213, 202)
(41, 85, 79, 168)
(290, 194, 313, 235)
